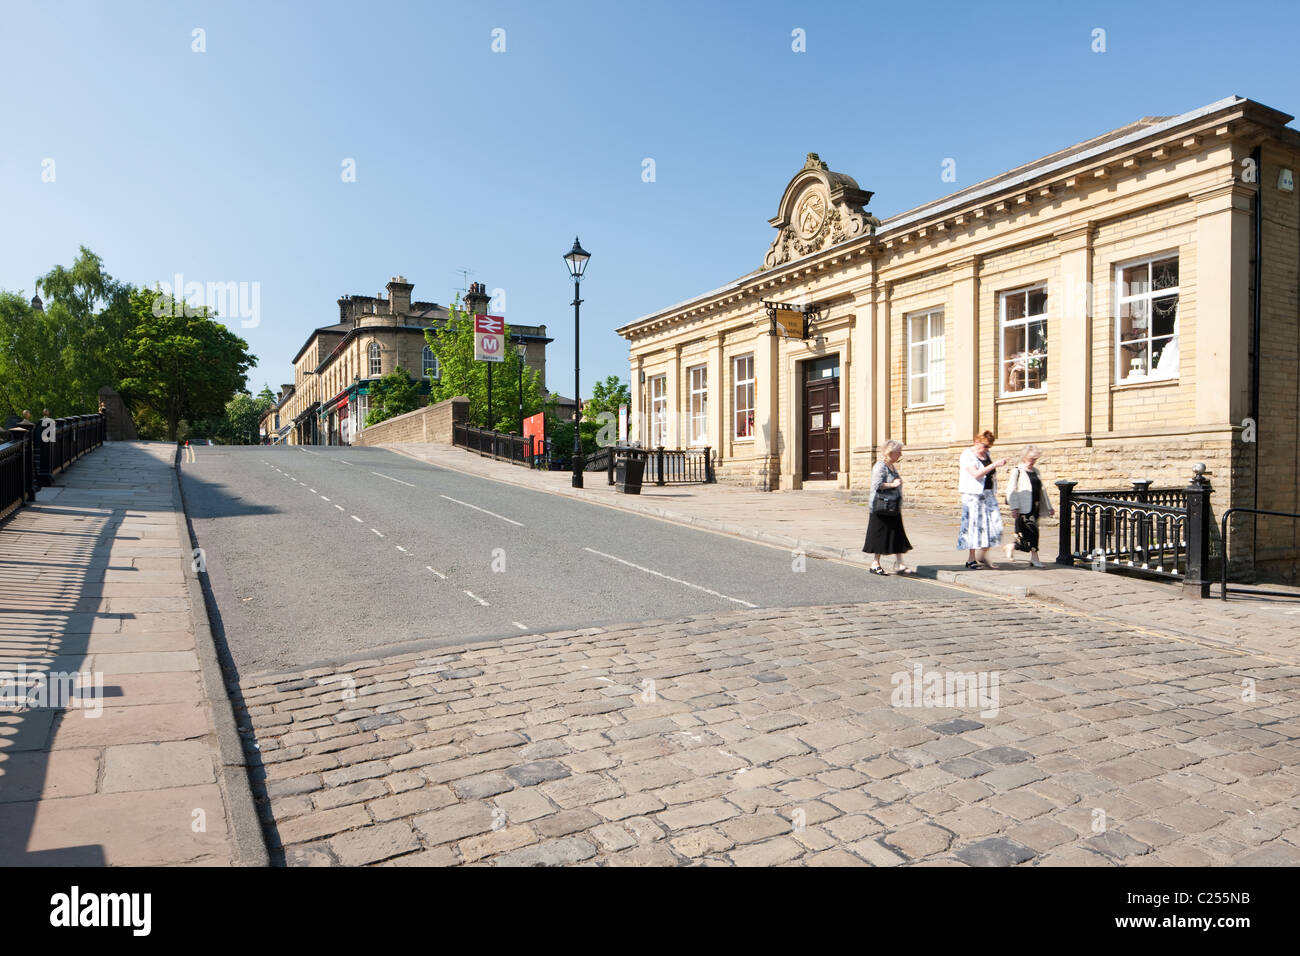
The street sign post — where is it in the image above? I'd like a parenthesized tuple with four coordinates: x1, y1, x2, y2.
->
(474, 314, 505, 363)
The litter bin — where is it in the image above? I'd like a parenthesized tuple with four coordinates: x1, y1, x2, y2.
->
(615, 457, 645, 495)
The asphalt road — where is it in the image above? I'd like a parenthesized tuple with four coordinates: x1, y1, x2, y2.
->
(180, 445, 941, 675)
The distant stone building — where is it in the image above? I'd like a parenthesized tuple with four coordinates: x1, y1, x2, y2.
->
(275, 277, 551, 445)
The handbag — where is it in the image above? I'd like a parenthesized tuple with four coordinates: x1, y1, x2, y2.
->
(873, 465, 901, 515)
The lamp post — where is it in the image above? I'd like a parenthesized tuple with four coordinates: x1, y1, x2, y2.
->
(563, 237, 590, 488)
(515, 341, 527, 433)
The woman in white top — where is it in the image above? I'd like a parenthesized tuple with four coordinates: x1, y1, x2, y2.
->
(957, 429, 1007, 569)
(1003, 444, 1056, 567)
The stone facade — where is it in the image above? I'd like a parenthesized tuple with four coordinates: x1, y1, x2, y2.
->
(275, 276, 551, 445)
(351, 397, 469, 446)
(617, 96, 1300, 579)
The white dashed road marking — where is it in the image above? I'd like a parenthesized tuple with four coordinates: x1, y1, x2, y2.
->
(351, 515, 363, 522)
(463, 590, 489, 607)
(371, 528, 385, 538)
(582, 547, 758, 608)
(512, 622, 528, 630)
(439, 495, 524, 527)
(425, 566, 446, 580)
(372, 471, 416, 488)
(395, 545, 407, 553)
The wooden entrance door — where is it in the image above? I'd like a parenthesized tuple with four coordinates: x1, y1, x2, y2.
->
(802, 357, 840, 480)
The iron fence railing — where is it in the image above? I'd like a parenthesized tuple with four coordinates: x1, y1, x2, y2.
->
(1, 413, 106, 519)
(0, 434, 34, 520)
(1056, 466, 1214, 597)
(596, 445, 714, 486)
(452, 425, 717, 486)
(452, 421, 540, 466)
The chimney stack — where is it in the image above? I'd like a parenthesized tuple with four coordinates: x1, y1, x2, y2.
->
(464, 280, 490, 318)
(387, 275, 413, 316)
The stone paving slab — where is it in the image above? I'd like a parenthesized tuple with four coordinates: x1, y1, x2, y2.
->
(0, 441, 245, 865)
(241, 599, 1300, 867)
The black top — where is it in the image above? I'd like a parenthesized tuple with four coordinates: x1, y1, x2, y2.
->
(980, 455, 993, 491)
(1027, 468, 1042, 516)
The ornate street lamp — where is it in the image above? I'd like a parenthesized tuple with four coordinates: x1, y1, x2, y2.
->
(563, 237, 590, 488)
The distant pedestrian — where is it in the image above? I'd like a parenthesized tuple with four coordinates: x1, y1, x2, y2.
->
(864, 440, 914, 575)
(1004, 444, 1055, 567)
(957, 430, 1006, 569)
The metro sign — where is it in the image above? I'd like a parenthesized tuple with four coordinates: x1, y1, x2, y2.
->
(474, 313, 505, 363)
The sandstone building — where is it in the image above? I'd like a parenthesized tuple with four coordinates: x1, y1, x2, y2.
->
(267, 278, 551, 445)
(617, 95, 1300, 573)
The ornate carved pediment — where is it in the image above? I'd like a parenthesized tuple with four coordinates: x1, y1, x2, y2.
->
(762, 153, 879, 270)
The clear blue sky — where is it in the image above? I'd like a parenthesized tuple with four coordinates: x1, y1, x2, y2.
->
(3, 0, 1298, 397)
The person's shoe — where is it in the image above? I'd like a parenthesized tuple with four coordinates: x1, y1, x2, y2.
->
(1029, 553, 1045, 568)
(1004, 543, 1015, 561)
(964, 561, 981, 570)
(894, 563, 915, 574)
(870, 565, 889, 576)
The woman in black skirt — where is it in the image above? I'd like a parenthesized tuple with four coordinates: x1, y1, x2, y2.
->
(864, 439, 914, 574)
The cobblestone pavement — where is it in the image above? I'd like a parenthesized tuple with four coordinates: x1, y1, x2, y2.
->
(239, 599, 1300, 866)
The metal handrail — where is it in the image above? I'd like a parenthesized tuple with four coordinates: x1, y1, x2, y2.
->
(1219, 506, 1300, 600)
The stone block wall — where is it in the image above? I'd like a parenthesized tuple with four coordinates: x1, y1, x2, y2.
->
(352, 397, 468, 446)
(97, 387, 138, 441)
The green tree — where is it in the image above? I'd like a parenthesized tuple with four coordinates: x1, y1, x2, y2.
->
(365, 367, 424, 426)
(547, 418, 602, 463)
(116, 288, 254, 441)
(0, 247, 136, 419)
(216, 387, 275, 444)
(424, 296, 551, 432)
(37, 247, 136, 402)
(583, 375, 630, 420)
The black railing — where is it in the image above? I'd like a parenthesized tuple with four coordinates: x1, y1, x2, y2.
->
(0, 431, 36, 519)
(452, 421, 556, 469)
(1219, 507, 1300, 600)
(1057, 467, 1214, 597)
(608, 445, 713, 486)
(1, 413, 106, 519)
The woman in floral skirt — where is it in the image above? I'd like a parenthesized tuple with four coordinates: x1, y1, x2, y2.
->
(957, 430, 1007, 569)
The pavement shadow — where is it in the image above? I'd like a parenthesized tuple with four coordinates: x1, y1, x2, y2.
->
(0, 462, 120, 864)
(175, 466, 283, 520)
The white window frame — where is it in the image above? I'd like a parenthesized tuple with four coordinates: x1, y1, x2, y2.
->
(356, 392, 369, 428)
(423, 345, 439, 380)
(368, 342, 382, 377)
(998, 284, 1049, 397)
(906, 308, 945, 408)
(688, 364, 708, 446)
(649, 374, 667, 448)
(733, 354, 755, 439)
(1114, 253, 1180, 384)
